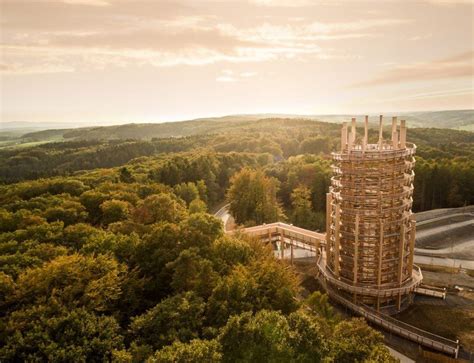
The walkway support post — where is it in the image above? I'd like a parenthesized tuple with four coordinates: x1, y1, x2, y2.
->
(398, 223, 405, 310)
(290, 239, 294, 265)
(280, 232, 284, 260)
(377, 219, 384, 311)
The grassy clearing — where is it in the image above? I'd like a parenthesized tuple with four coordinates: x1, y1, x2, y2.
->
(396, 304, 474, 352)
(0, 138, 63, 150)
(456, 124, 474, 132)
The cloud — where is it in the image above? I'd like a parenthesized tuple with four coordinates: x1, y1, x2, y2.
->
(249, 0, 314, 6)
(352, 51, 474, 87)
(425, 0, 474, 4)
(0, 1, 194, 32)
(0, 61, 75, 75)
(48, 28, 253, 53)
(392, 88, 473, 101)
(240, 71, 258, 77)
(0, 0, 444, 75)
(62, 0, 110, 6)
(251, 0, 474, 6)
(215, 69, 258, 82)
(217, 19, 409, 45)
(216, 75, 237, 82)
(409, 34, 432, 41)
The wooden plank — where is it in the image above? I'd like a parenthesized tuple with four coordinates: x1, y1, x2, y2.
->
(353, 213, 359, 284)
(408, 216, 416, 276)
(334, 204, 341, 276)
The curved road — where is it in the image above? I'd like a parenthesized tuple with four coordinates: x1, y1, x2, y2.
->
(214, 204, 231, 231)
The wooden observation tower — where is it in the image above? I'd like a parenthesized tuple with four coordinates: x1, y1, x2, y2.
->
(321, 116, 421, 313)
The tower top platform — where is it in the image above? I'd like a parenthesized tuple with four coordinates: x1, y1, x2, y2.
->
(339, 115, 412, 155)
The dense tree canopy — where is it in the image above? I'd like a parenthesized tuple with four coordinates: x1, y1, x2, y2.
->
(0, 165, 398, 361)
(0, 116, 471, 361)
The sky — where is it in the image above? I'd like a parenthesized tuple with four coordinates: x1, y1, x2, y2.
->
(0, 0, 473, 125)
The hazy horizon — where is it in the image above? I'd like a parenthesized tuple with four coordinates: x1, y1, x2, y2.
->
(1, 0, 473, 125)
(1, 108, 472, 130)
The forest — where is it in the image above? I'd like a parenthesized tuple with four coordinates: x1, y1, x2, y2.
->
(0, 165, 394, 361)
(0, 117, 473, 361)
(1, 118, 473, 217)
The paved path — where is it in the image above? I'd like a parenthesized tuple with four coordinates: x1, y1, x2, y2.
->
(214, 204, 230, 231)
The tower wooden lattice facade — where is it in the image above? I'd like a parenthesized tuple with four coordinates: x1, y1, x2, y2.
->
(323, 116, 421, 312)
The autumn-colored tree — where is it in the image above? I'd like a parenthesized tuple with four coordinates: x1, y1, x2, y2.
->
(207, 257, 299, 327)
(0, 271, 15, 308)
(44, 200, 88, 226)
(100, 199, 131, 225)
(305, 291, 336, 321)
(119, 167, 135, 183)
(167, 248, 219, 298)
(14, 254, 126, 313)
(207, 265, 260, 326)
(133, 222, 182, 299)
(133, 193, 187, 224)
(79, 190, 108, 223)
(218, 310, 293, 362)
(286, 310, 330, 362)
(130, 291, 205, 350)
(174, 182, 199, 205)
(290, 185, 316, 230)
(227, 168, 284, 226)
(179, 213, 223, 251)
(150, 339, 222, 363)
(188, 198, 207, 214)
(0, 300, 124, 362)
(330, 318, 396, 362)
(210, 235, 253, 274)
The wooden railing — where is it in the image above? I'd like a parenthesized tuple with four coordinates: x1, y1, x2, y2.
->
(317, 252, 423, 298)
(232, 222, 460, 358)
(230, 222, 325, 252)
(332, 143, 417, 161)
(319, 277, 459, 358)
(414, 286, 446, 299)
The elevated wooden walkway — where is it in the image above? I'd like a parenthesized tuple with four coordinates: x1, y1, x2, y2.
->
(229, 222, 460, 358)
(320, 278, 459, 358)
(229, 222, 324, 254)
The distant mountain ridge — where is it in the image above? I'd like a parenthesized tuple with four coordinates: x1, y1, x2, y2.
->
(298, 109, 474, 130)
(1, 109, 472, 147)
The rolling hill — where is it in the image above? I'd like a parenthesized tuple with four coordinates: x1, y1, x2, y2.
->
(0, 109, 472, 148)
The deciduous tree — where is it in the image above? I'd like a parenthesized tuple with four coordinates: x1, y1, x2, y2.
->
(150, 339, 222, 363)
(130, 292, 205, 350)
(227, 168, 284, 226)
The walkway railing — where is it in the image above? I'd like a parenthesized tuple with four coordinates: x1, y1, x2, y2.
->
(414, 286, 446, 299)
(230, 221, 460, 358)
(229, 222, 325, 252)
(320, 279, 459, 357)
(317, 252, 423, 298)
